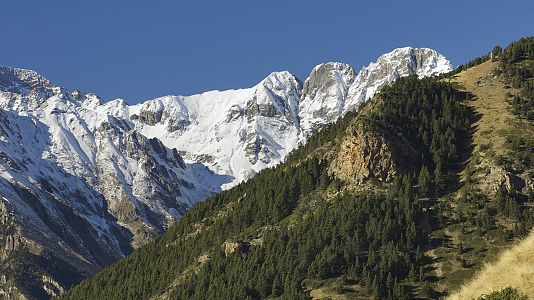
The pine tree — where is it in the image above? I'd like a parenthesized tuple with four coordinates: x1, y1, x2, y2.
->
(271, 276, 283, 297)
(434, 161, 445, 193)
(419, 265, 425, 281)
(418, 165, 432, 197)
(408, 264, 416, 281)
(492, 45, 503, 61)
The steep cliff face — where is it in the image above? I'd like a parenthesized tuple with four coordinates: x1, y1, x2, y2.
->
(328, 118, 419, 184)
(329, 124, 399, 184)
(0, 200, 25, 300)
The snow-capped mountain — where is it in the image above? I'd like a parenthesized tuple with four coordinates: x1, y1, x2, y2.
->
(300, 47, 452, 137)
(120, 48, 451, 187)
(299, 62, 356, 137)
(0, 47, 451, 298)
(0, 67, 229, 298)
(127, 71, 302, 187)
(345, 47, 453, 110)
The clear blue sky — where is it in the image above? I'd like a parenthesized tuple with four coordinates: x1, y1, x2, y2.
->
(2, 1, 533, 104)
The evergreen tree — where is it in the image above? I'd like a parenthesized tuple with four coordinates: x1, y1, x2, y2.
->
(434, 161, 445, 192)
(418, 165, 432, 197)
(492, 45, 502, 61)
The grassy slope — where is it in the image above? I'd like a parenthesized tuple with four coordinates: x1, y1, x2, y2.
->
(450, 60, 515, 169)
(448, 231, 534, 299)
(443, 60, 534, 299)
(410, 60, 505, 295)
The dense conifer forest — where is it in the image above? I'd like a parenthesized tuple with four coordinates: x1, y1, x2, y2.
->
(496, 37, 534, 120)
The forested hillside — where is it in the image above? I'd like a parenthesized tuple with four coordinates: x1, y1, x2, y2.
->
(60, 74, 470, 299)
(60, 37, 533, 299)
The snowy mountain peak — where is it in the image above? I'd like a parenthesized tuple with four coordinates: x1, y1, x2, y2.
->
(260, 71, 301, 87)
(299, 47, 452, 137)
(372, 47, 453, 78)
(300, 62, 356, 136)
(310, 62, 354, 73)
(0, 65, 53, 94)
(80, 92, 104, 107)
(0, 66, 106, 113)
(254, 71, 301, 122)
(344, 47, 453, 111)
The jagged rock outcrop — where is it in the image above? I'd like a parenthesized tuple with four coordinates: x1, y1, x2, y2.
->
(329, 122, 419, 184)
(476, 163, 528, 195)
(223, 240, 249, 256)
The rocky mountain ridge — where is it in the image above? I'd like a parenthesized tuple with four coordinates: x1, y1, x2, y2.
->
(124, 47, 452, 187)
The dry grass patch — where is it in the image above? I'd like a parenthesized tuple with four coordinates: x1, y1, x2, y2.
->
(447, 229, 534, 300)
(448, 60, 515, 174)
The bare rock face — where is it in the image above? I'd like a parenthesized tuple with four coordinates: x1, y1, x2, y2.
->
(167, 118, 191, 133)
(225, 105, 244, 123)
(223, 241, 240, 256)
(0, 201, 21, 260)
(41, 275, 64, 298)
(329, 123, 417, 184)
(330, 124, 396, 183)
(223, 240, 249, 257)
(138, 109, 163, 126)
(478, 163, 527, 195)
(244, 133, 277, 165)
